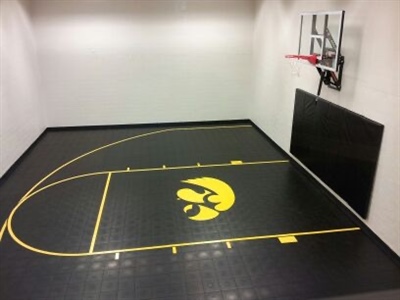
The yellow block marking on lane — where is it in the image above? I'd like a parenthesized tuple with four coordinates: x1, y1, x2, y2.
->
(89, 172, 112, 253)
(226, 242, 232, 249)
(230, 160, 243, 165)
(172, 247, 178, 254)
(278, 236, 298, 244)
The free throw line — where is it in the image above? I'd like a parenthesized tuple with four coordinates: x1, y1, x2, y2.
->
(89, 172, 112, 253)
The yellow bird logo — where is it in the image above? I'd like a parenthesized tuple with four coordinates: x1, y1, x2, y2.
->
(177, 177, 235, 221)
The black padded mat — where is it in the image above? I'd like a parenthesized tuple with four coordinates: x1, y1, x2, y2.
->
(0, 121, 399, 300)
(290, 89, 384, 218)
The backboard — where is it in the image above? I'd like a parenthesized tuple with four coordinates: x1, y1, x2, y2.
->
(298, 11, 345, 72)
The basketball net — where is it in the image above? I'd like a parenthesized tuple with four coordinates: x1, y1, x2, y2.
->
(288, 58, 301, 77)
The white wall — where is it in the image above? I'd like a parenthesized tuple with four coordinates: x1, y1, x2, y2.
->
(0, 0, 45, 177)
(252, 0, 400, 254)
(32, 0, 254, 126)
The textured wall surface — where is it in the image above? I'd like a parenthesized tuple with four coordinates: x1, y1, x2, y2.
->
(252, 0, 400, 254)
(0, 0, 45, 177)
(32, 0, 254, 126)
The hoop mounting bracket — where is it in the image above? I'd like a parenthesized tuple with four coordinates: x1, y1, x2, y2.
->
(316, 55, 345, 96)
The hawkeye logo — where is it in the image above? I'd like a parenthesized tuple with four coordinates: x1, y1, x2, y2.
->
(177, 177, 235, 221)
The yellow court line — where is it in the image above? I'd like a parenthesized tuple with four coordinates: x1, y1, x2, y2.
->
(112, 160, 290, 175)
(18, 171, 110, 204)
(5, 159, 290, 249)
(16, 160, 290, 206)
(89, 173, 112, 253)
(0, 221, 7, 242)
(6, 226, 360, 257)
(20, 125, 252, 200)
(90, 227, 361, 255)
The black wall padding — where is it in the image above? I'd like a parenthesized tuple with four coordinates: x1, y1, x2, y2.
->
(290, 89, 384, 218)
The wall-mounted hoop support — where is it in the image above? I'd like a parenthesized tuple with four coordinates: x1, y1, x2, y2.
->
(316, 55, 344, 96)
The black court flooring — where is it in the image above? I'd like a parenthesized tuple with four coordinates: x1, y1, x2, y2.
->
(0, 121, 399, 300)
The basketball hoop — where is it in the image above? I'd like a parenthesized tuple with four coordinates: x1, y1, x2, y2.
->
(285, 54, 319, 77)
(287, 10, 345, 96)
(285, 54, 319, 65)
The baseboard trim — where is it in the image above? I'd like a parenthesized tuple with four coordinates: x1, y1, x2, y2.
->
(47, 119, 252, 131)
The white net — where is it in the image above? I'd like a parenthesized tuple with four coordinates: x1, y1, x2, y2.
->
(288, 58, 302, 77)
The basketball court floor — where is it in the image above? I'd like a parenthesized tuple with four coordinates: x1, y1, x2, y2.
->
(0, 121, 399, 299)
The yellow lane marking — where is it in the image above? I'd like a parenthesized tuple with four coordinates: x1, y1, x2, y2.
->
(15, 160, 290, 208)
(5, 158, 290, 247)
(5, 159, 289, 250)
(230, 160, 243, 165)
(172, 247, 177, 254)
(89, 173, 112, 253)
(6, 226, 360, 257)
(0, 221, 7, 242)
(20, 125, 252, 200)
(113, 160, 290, 175)
(226, 241, 232, 249)
(279, 236, 298, 244)
(91, 227, 361, 255)
(5, 159, 289, 247)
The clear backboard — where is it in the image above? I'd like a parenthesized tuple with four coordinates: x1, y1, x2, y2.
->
(298, 11, 345, 72)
